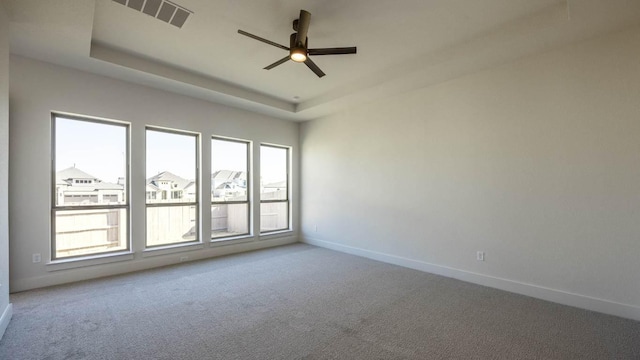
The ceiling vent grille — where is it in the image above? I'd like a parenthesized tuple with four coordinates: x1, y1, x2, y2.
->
(112, 0, 193, 29)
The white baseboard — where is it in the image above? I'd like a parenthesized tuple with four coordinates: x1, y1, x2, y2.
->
(302, 236, 640, 322)
(0, 303, 12, 341)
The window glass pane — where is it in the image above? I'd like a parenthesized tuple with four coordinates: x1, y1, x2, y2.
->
(211, 204, 249, 238)
(146, 130, 197, 205)
(146, 206, 197, 247)
(260, 146, 287, 201)
(54, 117, 127, 206)
(146, 129, 198, 247)
(54, 208, 127, 258)
(260, 202, 288, 232)
(212, 139, 248, 202)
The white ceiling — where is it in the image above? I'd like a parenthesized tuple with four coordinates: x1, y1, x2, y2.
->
(4, 0, 640, 121)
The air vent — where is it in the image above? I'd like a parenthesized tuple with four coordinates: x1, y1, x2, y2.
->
(112, 0, 193, 29)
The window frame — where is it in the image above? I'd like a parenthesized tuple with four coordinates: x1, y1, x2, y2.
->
(51, 113, 131, 261)
(259, 143, 290, 234)
(144, 126, 200, 248)
(211, 136, 251, 241)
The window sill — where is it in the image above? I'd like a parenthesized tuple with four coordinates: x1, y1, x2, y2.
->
(46, 251, 134, 272)
(142, 242, 204, 258)
(210, 235, 255, 247)
(259, 229, 294, 239)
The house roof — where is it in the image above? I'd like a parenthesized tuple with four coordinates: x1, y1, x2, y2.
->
(147, 171, 193, 190)
(56, 167, 123, 191)
(212, 170, 247, 183)
(56, 166, 97, 182)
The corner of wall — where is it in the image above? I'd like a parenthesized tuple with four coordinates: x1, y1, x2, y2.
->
(0, 0, 10, 340)
(0, 303, 12, 340)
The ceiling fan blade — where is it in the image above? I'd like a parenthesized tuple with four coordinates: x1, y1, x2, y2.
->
(304, 57, 325, 78)
(264, 56, 291, 70)
(237, 29, 289, 51)
(308, 47, 357, 56)
(295, 10, 311, 45)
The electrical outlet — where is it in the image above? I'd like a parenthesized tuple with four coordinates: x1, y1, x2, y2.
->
(476, 251, 485, 261)
(179, 256, 189, 262)
(314, 225, 318, 232)
(32, 253, 42, 263)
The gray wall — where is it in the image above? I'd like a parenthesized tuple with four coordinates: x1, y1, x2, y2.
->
(9, 56, 299, 291)
(301, 26, 640, 320)
(0, 0, 12, 340)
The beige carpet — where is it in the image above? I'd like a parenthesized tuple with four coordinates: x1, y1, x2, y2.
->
(1, 243, 638, 359)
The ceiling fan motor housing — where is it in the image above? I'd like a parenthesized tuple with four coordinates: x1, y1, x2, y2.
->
(289, 33, 307, 62)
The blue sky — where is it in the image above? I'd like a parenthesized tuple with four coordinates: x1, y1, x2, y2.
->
(55, 116, 287, 184)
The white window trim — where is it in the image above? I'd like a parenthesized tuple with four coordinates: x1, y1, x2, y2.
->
(259, 143, 291, 234)
(145, 126, 201, 249)
(51, 113, 131, 262)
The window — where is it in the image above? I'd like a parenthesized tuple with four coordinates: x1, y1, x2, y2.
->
(260, 144, 289, 233)
(52, 114, 129, 260)
(146, 128, 199, 247)
(211, 137, 250, 240)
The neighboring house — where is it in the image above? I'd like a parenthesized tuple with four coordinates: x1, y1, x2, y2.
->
(54, 167, 126, 257)
(213, 181, 244, 199)
(212, 170, 247, 200)
(144, 171, 198, 244)
(146, 171, 195, 202)
(55, 166, 124, 205)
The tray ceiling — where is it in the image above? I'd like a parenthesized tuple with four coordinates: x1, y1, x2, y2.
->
(5, 0, 640, 121)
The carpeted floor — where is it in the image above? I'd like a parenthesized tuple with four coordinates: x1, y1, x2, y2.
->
(1, 243, 639, 359)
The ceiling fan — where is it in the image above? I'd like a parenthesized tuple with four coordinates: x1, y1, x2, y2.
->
(237, 10, 357, 78)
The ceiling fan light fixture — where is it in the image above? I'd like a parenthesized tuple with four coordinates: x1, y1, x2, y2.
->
(290, 47, 307, 62)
